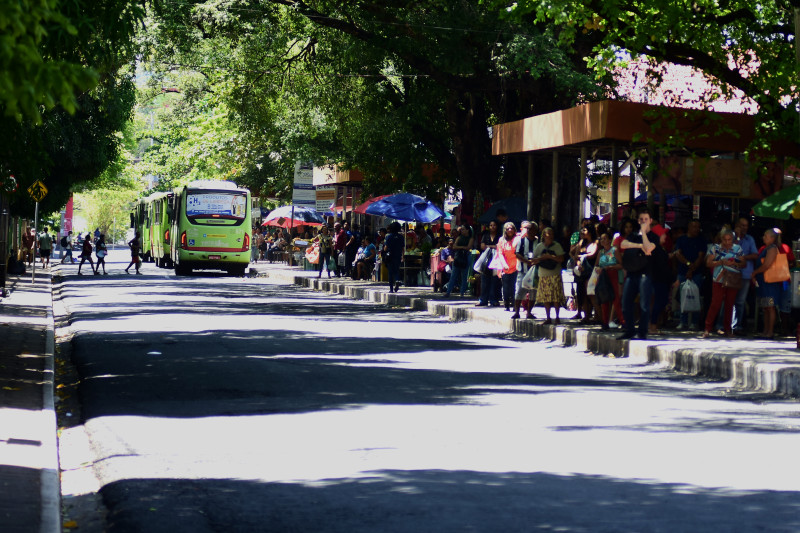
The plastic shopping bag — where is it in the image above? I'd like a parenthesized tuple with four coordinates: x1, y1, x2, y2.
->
(473, 248, 491, 273)
(586, 268, 600, 295)
(521, 265, 538, 290)
(305, 245, 320, 264)
(680, 279, 701, 313)
(488, 249, 508, 273)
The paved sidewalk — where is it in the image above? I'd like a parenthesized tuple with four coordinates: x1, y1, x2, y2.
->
(0, 271, 59, 533)
(252, 261, 800, 398)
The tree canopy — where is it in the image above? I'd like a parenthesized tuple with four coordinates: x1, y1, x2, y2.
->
(140, 0, 608, 211)
(1, 0, 145, 216)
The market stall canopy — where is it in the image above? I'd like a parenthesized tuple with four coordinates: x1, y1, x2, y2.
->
(752, 183, 800, 220)
(364, 192, 445, 222)
(262, 205, 325, 227)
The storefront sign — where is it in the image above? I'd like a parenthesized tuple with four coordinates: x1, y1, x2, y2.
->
(316, 185, 336, 212)
(293, 161, 316, 208)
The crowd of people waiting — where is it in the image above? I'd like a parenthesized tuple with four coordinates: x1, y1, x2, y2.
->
(254, 206, 797, 341)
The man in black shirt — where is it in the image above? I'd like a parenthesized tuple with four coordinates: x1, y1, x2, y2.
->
(618, 208, 659, 340)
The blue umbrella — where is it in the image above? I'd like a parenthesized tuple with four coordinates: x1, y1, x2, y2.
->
(364, 193, 445, 223)
(478, 197, 527, 225)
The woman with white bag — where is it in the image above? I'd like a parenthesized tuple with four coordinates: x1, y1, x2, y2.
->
(475, 221, 501, 307)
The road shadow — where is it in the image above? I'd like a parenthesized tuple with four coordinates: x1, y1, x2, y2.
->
(70, 327, 627, 420)
(94, 470, 800, 533)
(0, 465, 42, 533)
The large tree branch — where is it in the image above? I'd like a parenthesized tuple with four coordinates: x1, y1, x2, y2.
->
(266, 0, 513, 93)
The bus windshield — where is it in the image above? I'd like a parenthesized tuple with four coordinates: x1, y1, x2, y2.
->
(186, 192, 247, 220)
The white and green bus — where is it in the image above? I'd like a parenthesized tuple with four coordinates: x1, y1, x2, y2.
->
(133, 180, 251, 276)
(170, 180, 251, 276)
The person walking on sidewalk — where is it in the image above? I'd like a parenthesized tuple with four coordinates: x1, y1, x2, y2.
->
(383, 222, 404, 292)
(125, 232, 142, 274)
(38, 227, 53, 269)
(702, 228, 744, 338)
(618, 208, 659, 340)
(94, 234, 108, 275)
(77, 234, 95, 275)
(60, 231, 76, 264)
(22, 227, 35, 267)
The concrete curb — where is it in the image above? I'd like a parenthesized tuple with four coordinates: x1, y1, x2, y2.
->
(258, 265, 800, 399)
(41, 285, 60, 533)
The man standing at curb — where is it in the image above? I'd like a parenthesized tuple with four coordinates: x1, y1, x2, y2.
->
(333, 222, 346, 277)
(672, 219, 706, 330)
(618, 208, 659, 340)
(383, 221, 404, 292)
(733, 216, 758, 336)
(512, 221, 538, 319)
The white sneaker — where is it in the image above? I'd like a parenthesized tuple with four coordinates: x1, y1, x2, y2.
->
(608, 320, 620, 329)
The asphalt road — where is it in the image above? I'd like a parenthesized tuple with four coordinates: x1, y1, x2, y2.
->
(56, 253, 800, 532)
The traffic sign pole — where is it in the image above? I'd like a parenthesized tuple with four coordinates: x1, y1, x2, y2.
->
(32, 201, 38, 282)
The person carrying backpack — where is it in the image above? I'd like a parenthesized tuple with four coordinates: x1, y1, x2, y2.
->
(60, 231, 75, 264)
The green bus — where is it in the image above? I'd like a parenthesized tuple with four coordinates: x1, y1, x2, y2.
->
(169, 180, 251, 276)
(131, 195, 155, 262)
(149, 191, 174, 268)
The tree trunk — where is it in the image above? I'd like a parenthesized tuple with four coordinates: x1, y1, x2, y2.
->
(446, 91, 499, 223)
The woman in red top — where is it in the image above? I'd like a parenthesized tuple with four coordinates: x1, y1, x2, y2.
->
(497, 222, 519, 311)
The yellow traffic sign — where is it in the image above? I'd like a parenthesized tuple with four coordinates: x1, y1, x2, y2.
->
(27, 180, 47, 202)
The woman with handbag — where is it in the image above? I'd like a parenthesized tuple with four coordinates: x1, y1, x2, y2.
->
(476, 221, 501, 306)
(752, 228, 788, 339)
(702, 229, 744, 338)
(569, 224, 598, 323)
(596, 231, 624, 330)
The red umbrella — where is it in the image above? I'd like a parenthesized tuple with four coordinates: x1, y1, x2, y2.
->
(353, 195, 391, 215)
(261, 205, 324, 228)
